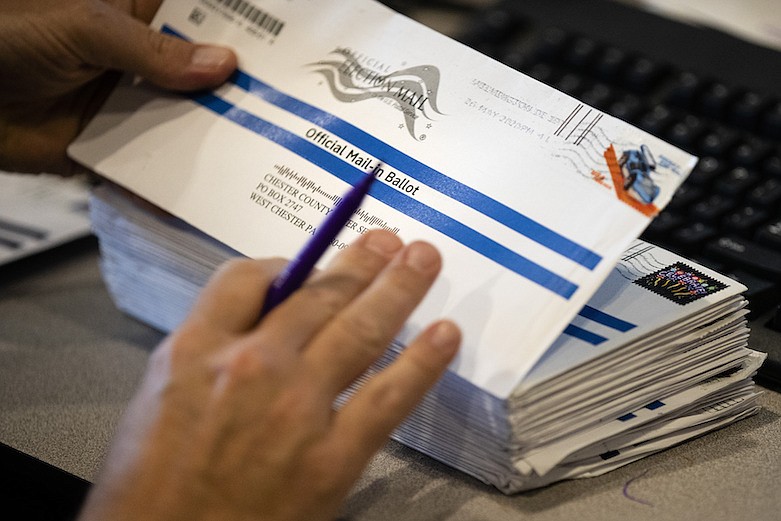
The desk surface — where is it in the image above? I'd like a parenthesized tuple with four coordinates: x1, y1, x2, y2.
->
(3, 3, 781, 517)
(1, 239, 780, 521)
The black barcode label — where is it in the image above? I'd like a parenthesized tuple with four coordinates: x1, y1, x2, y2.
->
(214, 0, 285, 36)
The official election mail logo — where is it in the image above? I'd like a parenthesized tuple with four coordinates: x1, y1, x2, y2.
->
(634, 263, 726, 305)
(309, 48, 444, 140)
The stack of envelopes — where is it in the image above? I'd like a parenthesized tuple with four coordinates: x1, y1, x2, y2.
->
(89, 184, 764, 493)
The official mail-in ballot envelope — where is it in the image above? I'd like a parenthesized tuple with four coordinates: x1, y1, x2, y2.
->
(69, 0, 696, 398)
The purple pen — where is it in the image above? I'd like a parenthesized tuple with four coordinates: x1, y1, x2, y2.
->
(260, 171, 377, 317)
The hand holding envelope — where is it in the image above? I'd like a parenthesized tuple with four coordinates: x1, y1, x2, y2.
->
(0, 0, 235, 175)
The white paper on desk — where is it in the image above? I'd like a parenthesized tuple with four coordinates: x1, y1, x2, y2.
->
(68, 0, 695, 398)
(0, 172, 91, 265)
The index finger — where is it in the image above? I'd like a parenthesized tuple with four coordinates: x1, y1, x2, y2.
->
(188, 257, 287, 334)
(242, 229, 404, 359)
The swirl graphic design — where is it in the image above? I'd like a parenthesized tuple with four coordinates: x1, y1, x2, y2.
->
(309, 48, 445, 139)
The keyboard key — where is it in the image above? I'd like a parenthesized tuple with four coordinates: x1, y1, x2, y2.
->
(698, 125, 739, 157)
(667, 183, 703, 211)
(726, 269, 779, 317)
(705, 236, 781, 281)
(731, 137, 771, 167)
(755, 219, 781, 251)
(663, 71, 703, 109)
(458, 6, 519, 51)
(580, 82, 614, 109)
(594, 46, 626, 82)
(555, 72, 586, 95)
(714, 167, 761, 197)
(534, 27, 568, 61)
(501, 48, 532, 72)
(721, 206, 769, 236)
(623, 57, 664, 93)
(641, 209, 684, 240)
(672, 222, 717, 250)
(527, 62, 557, 84)
(690, 194, 736, 222)
(606, 93, 644, 121)
(666, 114, 705, 149)
(728, 91, 766, 131)
(698, 82, 735, 118)
(638, 105, 674, 134)
(687, 156, 724, 185)
(746, 178, 781, 208)
(690, 256, 727, 274)
(565, 37, 598, 70)
(760, 101, 781, 139)
(666, 222, 719, 255)
(762, 152, 781, 178)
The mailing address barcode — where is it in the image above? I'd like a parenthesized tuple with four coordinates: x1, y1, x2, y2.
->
(214, 0, 285, 37)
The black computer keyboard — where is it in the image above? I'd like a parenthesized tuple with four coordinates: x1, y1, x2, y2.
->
(389, 0, 781, 389)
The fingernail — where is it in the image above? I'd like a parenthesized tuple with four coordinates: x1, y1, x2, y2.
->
(361, 230, 403, 257)
(191, 46, 233, 70)
(403, 242, 440, 272)
(429, 321, 461, 352)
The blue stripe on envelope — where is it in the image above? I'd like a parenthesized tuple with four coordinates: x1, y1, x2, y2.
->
(578, 305, 636, 331)
(196, 93, 578, 298)
(564, 306, 635, 344)
(160, 25, 603, 272)
(562, 324, 608, 345)
(230, 70, 601, 270)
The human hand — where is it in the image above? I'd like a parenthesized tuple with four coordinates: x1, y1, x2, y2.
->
(0, 0, 237, 175)
(77, 229, 461, 521)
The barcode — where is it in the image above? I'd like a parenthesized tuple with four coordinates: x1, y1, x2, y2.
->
(214, 0, 285, 36)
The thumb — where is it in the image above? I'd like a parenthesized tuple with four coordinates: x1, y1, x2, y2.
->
(78, 2, 237, 91)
